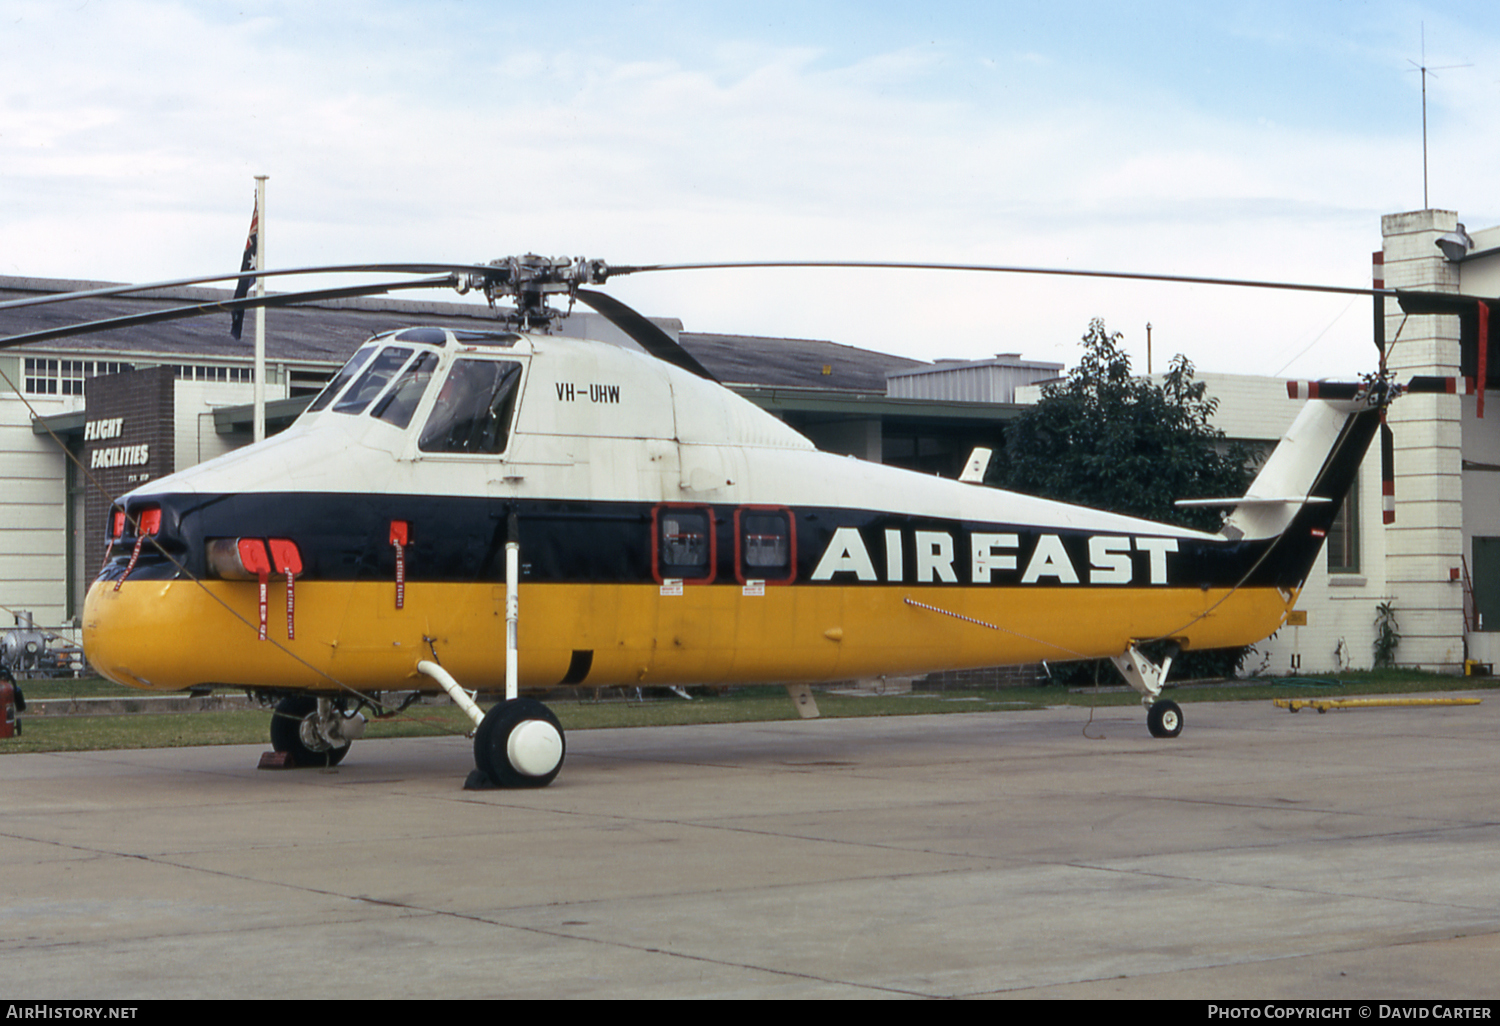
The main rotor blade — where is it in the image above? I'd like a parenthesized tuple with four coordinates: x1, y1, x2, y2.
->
(0, 276, 456, 351)
(0, 263, 500, 311)
(608, 259, 1390, 300)
(574, 288, 718, 382)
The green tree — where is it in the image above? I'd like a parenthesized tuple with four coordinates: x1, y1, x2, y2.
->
(996, 318, 1253, 533)
(997, 319, 1258, 679)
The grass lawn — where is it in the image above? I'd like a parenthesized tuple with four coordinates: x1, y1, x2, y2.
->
(4, 669, 1495, 755)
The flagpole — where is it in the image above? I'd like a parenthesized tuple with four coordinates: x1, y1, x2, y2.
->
(253, 174, 268, 444)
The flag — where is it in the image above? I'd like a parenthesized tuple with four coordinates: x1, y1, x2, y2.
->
(230, 198, 259, 339)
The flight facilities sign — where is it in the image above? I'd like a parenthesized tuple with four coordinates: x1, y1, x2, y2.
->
(84, 417, 151, 469)
(83, 366, 176, 575)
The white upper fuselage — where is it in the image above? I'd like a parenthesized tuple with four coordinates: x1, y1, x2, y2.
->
(139, 328, 1219, 544)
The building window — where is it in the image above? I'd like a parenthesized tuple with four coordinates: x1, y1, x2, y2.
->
(24, 358, 58, 394)
(1327, 484, 1359, 574)
(172, 364, 255, 383)
(23, 358, 134, 396)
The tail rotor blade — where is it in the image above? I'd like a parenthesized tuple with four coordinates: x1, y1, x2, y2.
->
(1381, 414, 1396, 525)
(1285, 381, 1365, 401)
(1373, 250, 1386, 366)
(1405, 376, 1478, 394)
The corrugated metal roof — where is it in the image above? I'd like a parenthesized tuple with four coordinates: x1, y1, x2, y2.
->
(887, 354, 1063, 403)
(680, 332, 924, 392)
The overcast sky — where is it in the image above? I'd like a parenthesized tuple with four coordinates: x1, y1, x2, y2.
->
(3, 0, 1496, 378)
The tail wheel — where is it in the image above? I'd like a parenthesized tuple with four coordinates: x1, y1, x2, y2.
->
(1147, 699, 1184, 739)
(269, 695, 351, 767)
(474, 698, 565, 788)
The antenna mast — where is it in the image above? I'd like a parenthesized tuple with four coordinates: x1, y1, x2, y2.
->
(1408, 23, 1470, 209)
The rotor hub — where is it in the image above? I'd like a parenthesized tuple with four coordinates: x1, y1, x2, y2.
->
(470, 254, 612, 332)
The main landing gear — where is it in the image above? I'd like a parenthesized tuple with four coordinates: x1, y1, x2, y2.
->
(1110, 643, 1184, 739)
(472, 697, 566, 788)
(417, 659, 566, 788)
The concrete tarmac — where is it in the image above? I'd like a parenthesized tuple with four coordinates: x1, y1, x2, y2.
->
(2, 692, 1498, 1000)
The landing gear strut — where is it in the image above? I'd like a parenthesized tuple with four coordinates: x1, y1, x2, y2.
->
(1110, 643, 1184, 739)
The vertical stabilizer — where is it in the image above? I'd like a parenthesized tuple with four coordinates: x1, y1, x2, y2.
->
(1176, 397, 1380, 546)
(1224, 399, 1376, 541)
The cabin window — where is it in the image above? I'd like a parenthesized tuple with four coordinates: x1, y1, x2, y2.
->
(656, 507, 714, 583)
(307, 344, 377, 413)
(372, 351, 438, 429)
(333, 347, 414, 415)
(418, 359, 524, 455)
(736, 508, 794, 583)
(1327, 486, 1359, 574)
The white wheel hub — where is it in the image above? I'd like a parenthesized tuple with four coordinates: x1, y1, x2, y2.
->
(507, 719, 564, 777)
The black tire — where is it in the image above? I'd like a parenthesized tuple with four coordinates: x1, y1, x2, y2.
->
(1146, 699, 1183, 739)
(474, 698, 565, 788)
(269, 695, 351, 767)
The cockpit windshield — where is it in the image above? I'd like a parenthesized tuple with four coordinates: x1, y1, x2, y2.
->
(333, 347, 413, 415)
(306, 343, 377, 413)
(419, 359, 524, 455)
(371, 351, 438, 429)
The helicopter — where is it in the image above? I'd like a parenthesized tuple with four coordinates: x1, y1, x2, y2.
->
(3, 253, 1493, 788)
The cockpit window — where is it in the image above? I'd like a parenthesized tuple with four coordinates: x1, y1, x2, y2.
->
(307, 344, 377, 413)
(418, 359, 523, 455)
(333, 347, 414, 415)
(371, 351, 439, 429)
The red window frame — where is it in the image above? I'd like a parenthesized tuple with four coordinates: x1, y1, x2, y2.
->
(652, 504, 717, 586)
(733, 506, 796, 586)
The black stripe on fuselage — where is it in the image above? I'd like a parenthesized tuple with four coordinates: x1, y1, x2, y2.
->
(96, 490, 1333, 593)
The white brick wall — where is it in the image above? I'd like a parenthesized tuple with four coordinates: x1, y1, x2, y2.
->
(0, 393, 72, 628)
(1378, 210, 1467, 670)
